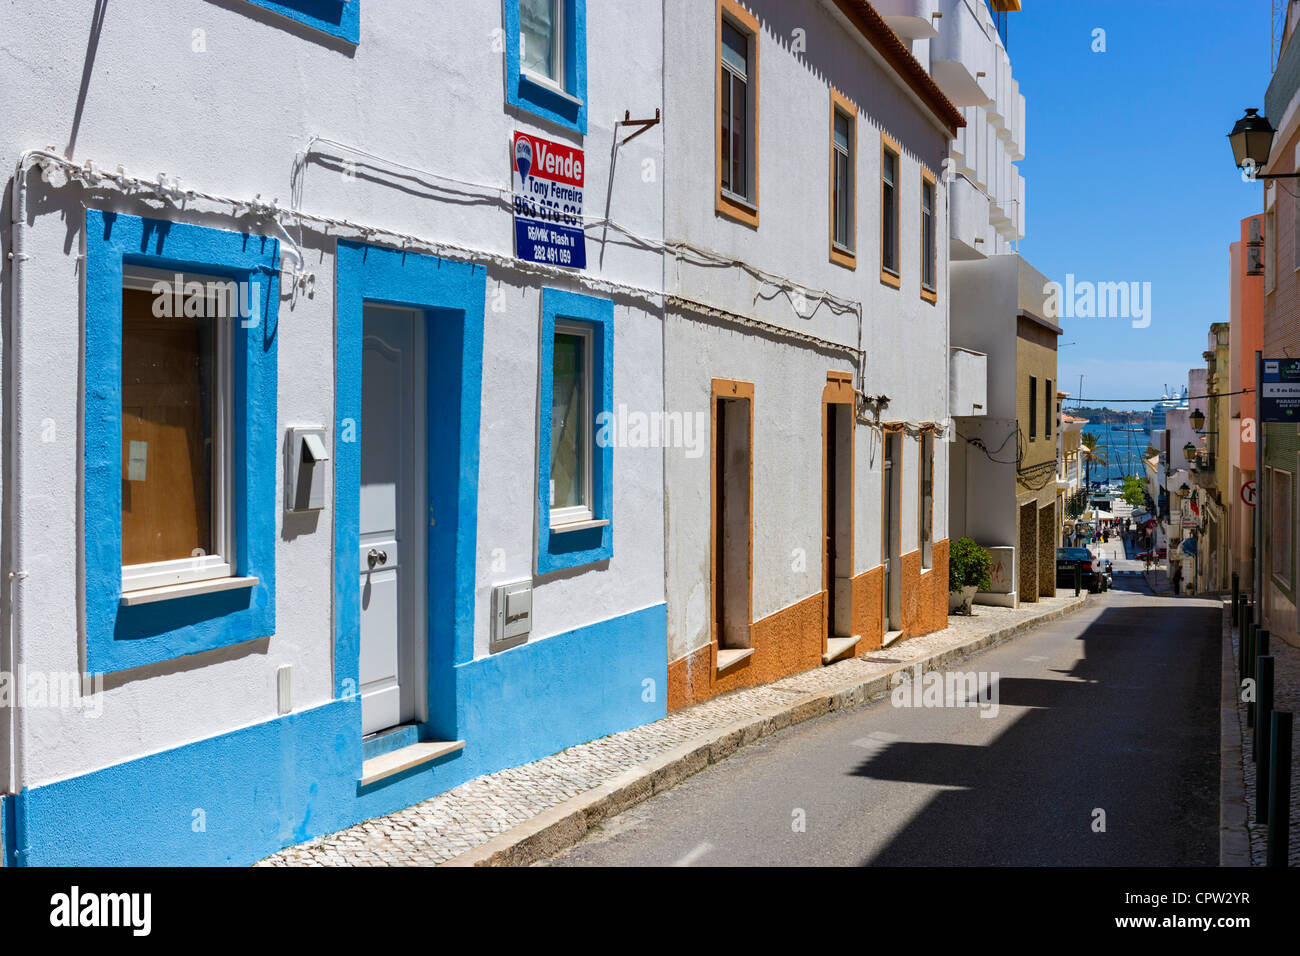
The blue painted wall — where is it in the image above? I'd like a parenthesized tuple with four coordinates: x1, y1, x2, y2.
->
(1, 794, 12, 867)
(243, 0, 360, 44)
(6, 603, 666, 866)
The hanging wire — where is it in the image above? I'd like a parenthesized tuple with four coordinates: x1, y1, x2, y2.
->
(21, 146, 950, 438)
(1063, 387, 1254, 404)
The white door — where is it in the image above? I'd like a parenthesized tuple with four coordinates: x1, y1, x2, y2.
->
(359, 305, 425, 736)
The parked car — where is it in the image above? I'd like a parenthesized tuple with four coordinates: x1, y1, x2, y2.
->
(1056, 547, 1101, 592)
(1136, 548, 1168, 563)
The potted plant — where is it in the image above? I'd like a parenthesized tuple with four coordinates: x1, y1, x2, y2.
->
(948, 536, 992, 615)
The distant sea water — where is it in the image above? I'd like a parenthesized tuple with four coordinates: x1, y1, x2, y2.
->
(1081, 422, 1152, 483)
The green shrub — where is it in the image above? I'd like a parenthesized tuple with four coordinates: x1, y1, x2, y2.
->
(949, 537, 992, 593)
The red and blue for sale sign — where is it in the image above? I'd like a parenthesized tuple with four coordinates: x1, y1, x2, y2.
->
(512, 131, 586, 270)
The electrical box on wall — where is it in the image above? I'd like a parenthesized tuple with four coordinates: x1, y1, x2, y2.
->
(286, 426, 329, 512)
(490, 580, 532, 653)
(277, 664, 292, 715)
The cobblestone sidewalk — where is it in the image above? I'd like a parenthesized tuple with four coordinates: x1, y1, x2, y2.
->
(258, 594, 1084, 866)
(1229, 612, 1300, 866)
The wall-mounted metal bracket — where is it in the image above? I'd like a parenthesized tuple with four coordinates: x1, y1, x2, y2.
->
(617, 108, 661, 145)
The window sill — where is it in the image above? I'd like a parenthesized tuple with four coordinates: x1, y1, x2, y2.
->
(521, 71, 584, 108)
(880, 268, 901, 289)
(120, 575, 259, 607)
(716, 647, 754, 675)
(830, 243, 857, 269)
(720, 188, 757, 212)
(550, 517, 610, 534)
(512, 72, 587, 134)
(822, 634, 860, 665)
(921, 287, 937, 304)
(360, 740, 466, 786)
(717, 189, 759, 228)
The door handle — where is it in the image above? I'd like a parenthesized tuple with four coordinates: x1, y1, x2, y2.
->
(367, 548, 388, 569)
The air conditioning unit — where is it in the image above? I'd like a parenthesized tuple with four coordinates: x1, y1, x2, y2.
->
(1247, 244, 1265, 276)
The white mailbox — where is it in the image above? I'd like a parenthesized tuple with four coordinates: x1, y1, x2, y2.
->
(286, 426, 329, 512)
(490, 580, 532, 653)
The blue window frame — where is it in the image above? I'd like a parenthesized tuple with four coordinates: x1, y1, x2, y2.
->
(84, 211, 279, 674)
(537, 288, 612, 573)
(503, 0, 588, 135)
(242, 0, 360, 44)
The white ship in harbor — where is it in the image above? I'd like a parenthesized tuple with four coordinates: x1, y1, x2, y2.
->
(1087, 483, 1136, 523)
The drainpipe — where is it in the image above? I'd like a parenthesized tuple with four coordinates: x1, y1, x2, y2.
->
(5, 150, 47, 806)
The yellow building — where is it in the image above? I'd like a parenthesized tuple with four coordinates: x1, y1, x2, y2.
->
(1192, 322, 1232, 592)
(1015, 311, 1064, 602)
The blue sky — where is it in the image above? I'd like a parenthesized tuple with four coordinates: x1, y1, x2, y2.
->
(1012, 0, 1272, 410)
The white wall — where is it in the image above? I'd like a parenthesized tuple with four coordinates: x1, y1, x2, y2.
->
(1, 0, 665, 786)
(1166, 406, 1200, 478)
(950, 254, 1019, 418)
(937, 0, 1025, 259)
(661, 0, 952, 663)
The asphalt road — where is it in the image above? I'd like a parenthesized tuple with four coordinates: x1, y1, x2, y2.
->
(546, 580, 1221, 866)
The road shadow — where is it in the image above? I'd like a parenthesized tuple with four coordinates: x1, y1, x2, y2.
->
(849, 601, 1220, 865)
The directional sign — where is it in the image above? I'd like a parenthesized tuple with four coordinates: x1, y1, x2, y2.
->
(1241, 479, 1256, 507)
(1260, 358, 1300, 422)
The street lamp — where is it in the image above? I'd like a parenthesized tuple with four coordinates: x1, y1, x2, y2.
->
(1229, 108, 1300, 178)
(1189, 408, 1205, 431)
(1178, 482, 1191, 499)
(1183, 441, 1198, 461)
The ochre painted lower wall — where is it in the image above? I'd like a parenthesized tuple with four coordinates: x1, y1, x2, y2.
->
(892, 540, 950, 642)
(667, 540, 950, 712)
(913, 538, 950, 636)
(853, 564, 884, 650)
(668, 591, 824, 711)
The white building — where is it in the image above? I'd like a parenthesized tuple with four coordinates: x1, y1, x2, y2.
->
(0, 0, 974, 866)
(1058, 403, 1086, 541)
(661, 0, 963, 707)
(880, 0, 1026, 259)
(1, 0, 669, 865)
(1164, 382, 1206, 592)
(909, 2, 1058, 606)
